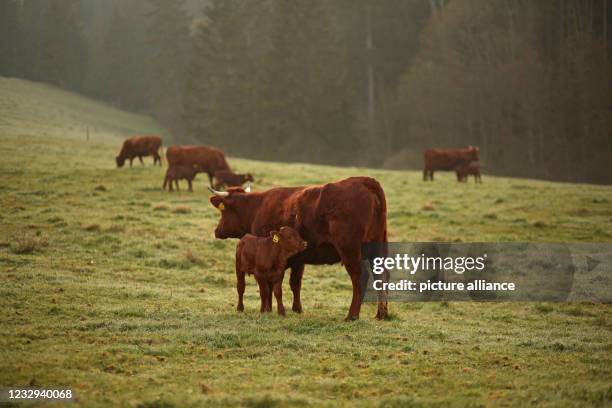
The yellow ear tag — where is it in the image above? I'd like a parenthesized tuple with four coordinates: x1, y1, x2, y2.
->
(218, 203, 225, 211)
(272, 234, 280, 244)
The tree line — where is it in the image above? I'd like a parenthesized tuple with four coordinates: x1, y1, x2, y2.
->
(0, 0, 610, 183)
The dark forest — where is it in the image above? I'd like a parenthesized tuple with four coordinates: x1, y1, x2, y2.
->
(1, 0, 610, 183)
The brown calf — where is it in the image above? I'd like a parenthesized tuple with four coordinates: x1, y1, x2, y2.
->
(163, 164, 201, 192)
(116, 135, 162, 167)
(423, 146, 480, 181)
(456, 164, 482, 183)
(236, 227, 307, 315)
(213, 170, 254, 190)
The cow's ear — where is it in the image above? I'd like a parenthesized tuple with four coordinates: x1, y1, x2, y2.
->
(210, 196, 227, 210)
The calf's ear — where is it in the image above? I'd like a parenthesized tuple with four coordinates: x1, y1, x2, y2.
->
(269, 230, 280, 243)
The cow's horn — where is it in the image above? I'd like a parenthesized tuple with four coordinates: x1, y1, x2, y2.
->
(207, 186, 229, 197)
(245, 183, 252, 193)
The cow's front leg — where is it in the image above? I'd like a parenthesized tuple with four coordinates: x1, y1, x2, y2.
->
(139, 156, 144, 165)
(188, 178, 193, 192)
(129, 157, 134, 167)
(289, 264, 304, 313)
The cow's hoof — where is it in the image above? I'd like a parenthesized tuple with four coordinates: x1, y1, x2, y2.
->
(278, 309, 286, 316)
(344, 314, 359, 322)
(292, 304, 303, 314)
(375, 308, 389, 320)
(237, 305, 244, 312)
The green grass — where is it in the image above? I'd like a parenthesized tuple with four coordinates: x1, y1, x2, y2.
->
(1, 78, 612, 407)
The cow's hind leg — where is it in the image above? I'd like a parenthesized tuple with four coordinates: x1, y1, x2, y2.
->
(289, 263, 304, 313)
(139, 156, 144, 165)
(332, 242, 364, 321)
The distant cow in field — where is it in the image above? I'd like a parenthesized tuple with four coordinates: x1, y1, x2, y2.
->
(213, 170, 254, 190)
(236, 227, 307, 314)
(208, 176, 389, 321)
(163, 164, 202, 192)
(166, 145, 230, 187)
(116, 135, 162, 167)
(423, 146, 480, 181)
(456, 163, 482, 183)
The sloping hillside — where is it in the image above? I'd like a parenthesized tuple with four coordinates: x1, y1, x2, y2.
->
(0, 77, 165, 142)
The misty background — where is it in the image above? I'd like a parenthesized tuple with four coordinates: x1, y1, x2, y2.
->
(0, 0, 610, 184)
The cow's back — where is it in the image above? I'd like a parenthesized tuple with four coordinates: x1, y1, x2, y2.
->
(167, 145, 229, 173)
(425, 148, 471, 171)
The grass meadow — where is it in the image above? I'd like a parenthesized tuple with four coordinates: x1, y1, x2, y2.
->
(1, 77, 612, 407)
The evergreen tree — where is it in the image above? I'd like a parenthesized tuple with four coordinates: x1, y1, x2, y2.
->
(39, 0, 86, 90)
(258, 0, 354, 164)
(147, 0, 191, 134)
(0, 0, 21, 76)
(184, 0, 270, 150)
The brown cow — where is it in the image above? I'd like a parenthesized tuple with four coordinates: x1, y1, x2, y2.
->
(166, 145, 230, 187)
(236, 227, 307, 315)
(116, 135, 162, 167)
(456, 163, 482, 183)
(213, 170, 254, 190)
(423, 146, 480, 181)
(163, 164, 202, 192)
(209, 176, 389, 321)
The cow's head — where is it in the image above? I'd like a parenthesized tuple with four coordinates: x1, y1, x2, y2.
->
(273, 226, 308, 256)
(208, 184, 253, 239)
(116, 155, 125, 168)
(468, 146, 480, 161)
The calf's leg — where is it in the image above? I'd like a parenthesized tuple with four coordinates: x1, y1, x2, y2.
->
(273, 277, 285, 316)
(139, 156, 144, 165)
(236, 269, 245, 312)
(257, 278, 271, 313)
(188, 178, 193, 192)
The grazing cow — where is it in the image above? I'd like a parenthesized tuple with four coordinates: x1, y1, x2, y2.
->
(213, 170, 254, 190)
(166, 145, 230, 187)
(456, 163, 482, 183)
(163, 164, 201, 192)
(423, 146, 480, 181)
(236, 227, 308, 315)
(209, 176, 389, 321)
(116, 135, 162, 167)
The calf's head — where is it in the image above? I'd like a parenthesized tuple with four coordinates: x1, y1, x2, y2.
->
(209, 185, 253, 239)
(273, 226, 307, 257)
(116, 155, 126, 168)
